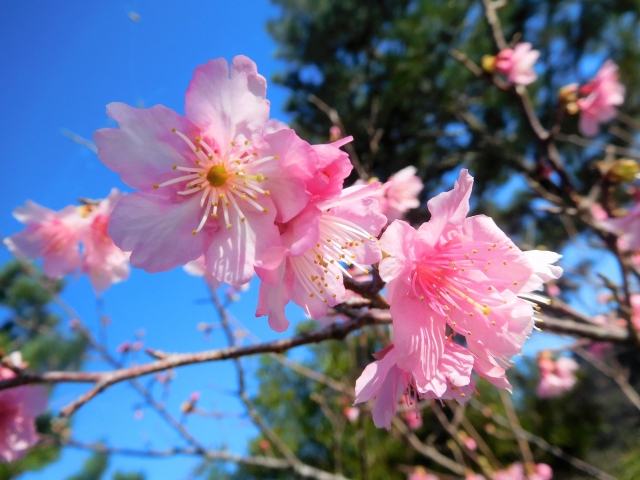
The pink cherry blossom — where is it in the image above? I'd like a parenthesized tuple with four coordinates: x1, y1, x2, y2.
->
(465, 475, 486, 480)
(384, 166, 424, 222)
(95, 56, 316, 285)
(536, 353, 578, 398)
(577, 60, 625, 136)
(256, 184, 385, 332)
(4, 201, 82, 278)
(599, 201, 640, 251)
(329, 126, 342, 141)
(379, 169, 540, 390)
(0, 367, 48, 463)
(5, 191, 130, 292)
(493, 463, 553, 480)
(354, 341, 473, 429)
(355, 166, 423, 222)
(408, 469, 439, 480)
(343, 406, 360, 422)
(306, 138, 354, 204)
(494, 43, 539, 85)
(402, 410, 423, 430)
(631, 294, 640, 331)
(79, 189, 130, 293)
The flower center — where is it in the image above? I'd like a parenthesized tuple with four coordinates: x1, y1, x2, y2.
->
(152, 128, 279, 234)
(206, 165, 228, 187)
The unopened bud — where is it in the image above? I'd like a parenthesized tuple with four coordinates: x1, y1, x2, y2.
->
(329, 126, 342, 142)
(565, 101, 579, 115)
(609, 159, 639, 183)
(481, 54, 496, 74)
(559, 83, 578, 103)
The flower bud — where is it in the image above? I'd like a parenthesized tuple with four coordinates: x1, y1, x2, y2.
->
(481, 54, 496, 74)
(329, 126, 342, 142)
(609, 159, 639, 183)
(559, 83, 578, 103)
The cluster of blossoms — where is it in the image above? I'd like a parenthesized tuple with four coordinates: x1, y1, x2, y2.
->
(483, 43, 625, 137)
(354, 170, 562, 428)
(0, 359, 47, 463)
(4, 189, 130, 293)
(92, 55, 388, 332)
(536, 352, 578, 398)
(2, 55, 564, 460)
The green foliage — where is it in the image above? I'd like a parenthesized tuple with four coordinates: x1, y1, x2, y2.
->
(111, 471, 146, 480)
(0, 261, 87, 372)
(267, 0, 640, 252)
(0, 261, 89, 478)
(65, 452, 109, 480)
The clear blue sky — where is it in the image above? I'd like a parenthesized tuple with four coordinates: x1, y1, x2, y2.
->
(0, 2, 604, 478)
(0, 1, 303, 478)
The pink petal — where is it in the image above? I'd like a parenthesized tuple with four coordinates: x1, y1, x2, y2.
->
(390, 295, 446, 386)
(280, 206, 321, 257)
(416, 169, 473, 248)
(354, 346, 398, 404)
(95, 103, 201, 193)
(184, 56, 269, 147)
(205, 199, 279, 285)
(256, 262, 295, 332)
(379, 220, 414, 283)
(257, 129, 314, 223)
(109, 193, 208, 273)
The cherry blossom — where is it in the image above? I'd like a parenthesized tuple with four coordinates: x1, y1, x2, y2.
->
(355, 166, 423, 222)
(354, 341, 473, 429)
(536, 353, 579, 398)
(343, 407, 360, 423)
(79, 189, 130, 293)
(5, 190, 130, 292)
(384, 166, 424, 222)
(599, 201, 640, 251)
(0, 366, 48, 463)
(256, 183, 385, 332)
(577, 60, 625, 136)
(493, 462, 553, 480)
(494, 43, 539, 85)
(402, 410, 423, 430)
(95, 56, 316, 284)
(379, 169, 542, 390)
(408, 468, 440, 480)
(4, 201, 82, 278)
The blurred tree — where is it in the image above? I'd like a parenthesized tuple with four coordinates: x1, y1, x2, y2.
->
(267, 0, 640, 250)
(0, 260, 87, 480)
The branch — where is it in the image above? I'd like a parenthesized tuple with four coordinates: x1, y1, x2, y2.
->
(470, 400, 617, 480)
(391, 417, 465, 475)
(64, 439, 350, 480)
(575, 347, 640, 412)
(4, 309, 386, 416)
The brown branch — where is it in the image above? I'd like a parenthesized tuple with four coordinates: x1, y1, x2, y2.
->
(575, 347, 640, 412)
(482, 0, 508, 51)
(64, 439, 350, 480)
(391, 417, 465, 475)
(431, 403, 493, 478)
(499, 390, 534, 465)
(470, 400, 617, 480)
(211, 290, 300, 469)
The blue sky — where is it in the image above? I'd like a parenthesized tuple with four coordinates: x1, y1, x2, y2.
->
(0, 2, 614, 478)
(0, 1, 304, 478)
